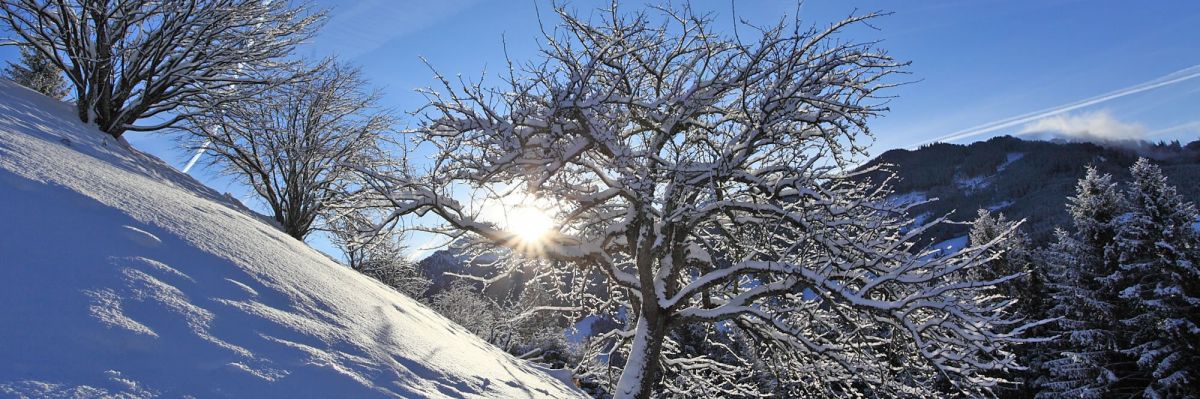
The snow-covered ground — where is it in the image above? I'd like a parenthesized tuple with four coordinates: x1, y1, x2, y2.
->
(996, 152, 1025, 172)
(923, 235, 970, 260)
(887, 191, 928, 207)
(0, 80, 584, 398)
(987, 200, 1014, 211)
(954, 174, 990, 191)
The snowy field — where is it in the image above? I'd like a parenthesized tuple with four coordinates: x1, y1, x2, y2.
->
(0, 80, 583, 398)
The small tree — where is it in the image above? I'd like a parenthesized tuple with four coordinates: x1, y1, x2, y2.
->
(968, 209, 1047, 397)
(183, 62, 394, 240)
(0, 0, 323, 138)
(4, 45, 67, 98)
(1113, 158, 1199, 398)
(362, 4, 1041, 398)
(328, 208, 430, 298)
(354, 240, 431, 299)
(429, 280, 577, 367)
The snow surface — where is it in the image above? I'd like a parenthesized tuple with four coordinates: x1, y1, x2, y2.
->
(954, 175, 989, 191)
(987, 200, 1014, 211)
(996, 152, 1025, 172)
(0, 80, 584, 398)
(565, 315, 601, 344)
(886, 191, 927, 207)
(926, 235, 970, 259)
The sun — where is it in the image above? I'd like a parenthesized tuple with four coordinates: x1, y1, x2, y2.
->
(507, 206, 555, 244)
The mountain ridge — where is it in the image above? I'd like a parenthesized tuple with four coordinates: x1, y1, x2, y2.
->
(858, 135, 1200, 244)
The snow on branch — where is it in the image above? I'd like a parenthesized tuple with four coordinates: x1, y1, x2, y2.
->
(0, 0, 323, 138)
(360, 3, 1036, 397)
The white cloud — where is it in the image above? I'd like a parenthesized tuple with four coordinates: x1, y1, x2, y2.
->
(1017, 110, 1147, 142)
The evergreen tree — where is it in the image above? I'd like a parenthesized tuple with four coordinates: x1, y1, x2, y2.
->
(1037, 167, 1128, 398)
(3, 46, 68, 99)
(968, 209, 1048, 397)
(1114, 158, 1200, 398)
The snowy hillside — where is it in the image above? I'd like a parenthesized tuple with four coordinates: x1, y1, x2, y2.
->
(0, 80, 583, 398)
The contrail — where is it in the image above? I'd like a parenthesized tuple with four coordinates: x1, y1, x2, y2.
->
(914, 64, 1200, 148)
(1147, 120, 1200, 138)
(181, 140, 209, 173)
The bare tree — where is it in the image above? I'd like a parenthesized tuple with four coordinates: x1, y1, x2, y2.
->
(183, 62, 394, 240)
(429, 280, 578, 367)
(359, 4, 1040, 398)
(0, 0, 323, 139)
(4, 45, 68, 98)
(328, 207, 431, 298)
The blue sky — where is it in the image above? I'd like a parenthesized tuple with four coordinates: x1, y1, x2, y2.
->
(283, 0, 1200, 152)
(4, 0, 1198, 258)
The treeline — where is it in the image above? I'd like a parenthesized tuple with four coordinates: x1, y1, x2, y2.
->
(973, 159, 1199, 398)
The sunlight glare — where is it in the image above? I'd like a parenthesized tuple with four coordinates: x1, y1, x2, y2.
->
(508, 206, 555, 244)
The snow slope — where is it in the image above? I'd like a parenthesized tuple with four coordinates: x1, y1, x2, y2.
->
(0, 80, 584, 398)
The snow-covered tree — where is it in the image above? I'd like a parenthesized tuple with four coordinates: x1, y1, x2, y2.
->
(329, 212, 430, 298)
(356, 241, 430, 299)
(1037, 167, 1129, 398)
(969, 209, 1048, 397)
(3, 45, 67, 98)
(429, 280, 578, 368)
(0, 0, 323, 138)
(969, 209, 1038, 288)
(361, 4, 1040, 398)
(1113, 158, 1199, 398)
(182, 62, 394, 240)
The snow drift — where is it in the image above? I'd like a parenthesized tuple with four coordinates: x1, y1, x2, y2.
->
(0, 79, 583, 398)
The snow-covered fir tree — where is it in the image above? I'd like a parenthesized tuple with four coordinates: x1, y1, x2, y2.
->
(1113, 158, 1200, 398)
(968, 209, 1049, 397)
(358, 4, 1043, 398)
(3, 46, 68, 99)
(968, 209, 1040, 292)
(1037, 167, 1129, 398)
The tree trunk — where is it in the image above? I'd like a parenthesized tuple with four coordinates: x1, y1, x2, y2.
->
(614, 309, 668, 399)
(75, 94, 124, 139)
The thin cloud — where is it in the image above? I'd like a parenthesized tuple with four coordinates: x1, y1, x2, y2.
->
(1147, 120, 1200, 138)
(915, 64, 1200, 147)
(308, 0, 479, 61)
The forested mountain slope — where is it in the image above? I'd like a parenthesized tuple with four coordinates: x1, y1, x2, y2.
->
(858, 135, 1200, 244)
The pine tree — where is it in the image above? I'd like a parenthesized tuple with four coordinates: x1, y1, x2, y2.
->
(1113, 158, 1200, 398)
(1037, 167, 1128, 398)
(969, 209, 1048, 397)
(969, 209, 1040, 288)
(3, 46, 68, 99)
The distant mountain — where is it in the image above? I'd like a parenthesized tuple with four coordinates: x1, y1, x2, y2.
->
(856, 135, 1200, 245)
(418, 250, 531, 301)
